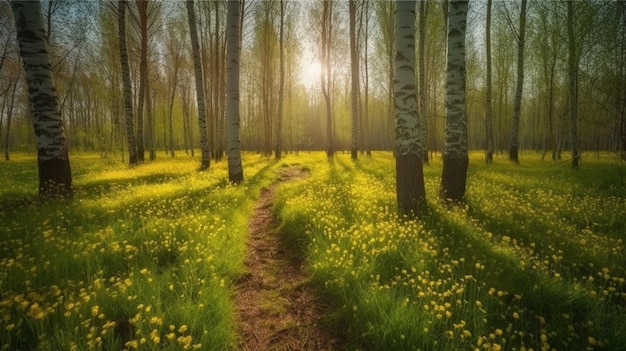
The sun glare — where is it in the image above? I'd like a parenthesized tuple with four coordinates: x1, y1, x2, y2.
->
(300, 59, 322, 90)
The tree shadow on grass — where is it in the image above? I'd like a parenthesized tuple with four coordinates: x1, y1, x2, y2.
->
(422, 203, 626, 349)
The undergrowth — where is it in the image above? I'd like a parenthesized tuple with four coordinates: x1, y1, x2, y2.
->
(1, 151, 624, 350)
(0, 153, 278, 351)
(274, 151, 626, 351)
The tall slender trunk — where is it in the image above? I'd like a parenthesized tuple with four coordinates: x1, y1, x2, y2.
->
(418, 0, 428, 163)
(226, 0, 243, 183)
(213, 1, 223, 160)
(275, 0, 285, 159)
(567, 1, 580, 169)
(168, 67, 178, 157)
(181, 85, 190, 155)
(118, 0, 138, 166)
(509, 0, 527, 164)
(440, 0, 469, 201)
(186, 0, 210, 170)
(321, 0, 334, 158)
(621, 1, 626, 160)
(485, 0, 494, 163)
(146, 74, 155, 160)
(349, 0, 359, 160)
(11, 0, 72, 198)
(363, 1, 371, 156)
(4, 73, 19, 161)
(136, 0, 148, 163)
(394, 0, 426, 216)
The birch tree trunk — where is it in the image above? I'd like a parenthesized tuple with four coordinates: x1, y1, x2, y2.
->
(275, 0, 285, 159)
(485, 0, 495, 163)
(118, 0, 138, 166)
(509, 0, 527, 164)
(350, 0, 359, 160)
(186, 0, 211, 170)
(374, 1, 395, 150)
(10, 0, 72, 198)
(567, 1, 580, 169)
(4, 71, 19, 161)
(146, 73, 155, 160)
(440, 0, 468, 201)
(321, 0, 334, 158)
(362, 0, 371, 156)
(135, 0, 148, 163)
(226, 0, 243, 183)
(394, 0, 426, 216)
(418, 0, 428, 163)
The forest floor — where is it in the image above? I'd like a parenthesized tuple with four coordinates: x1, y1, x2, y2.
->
(234, 167, 339, 351)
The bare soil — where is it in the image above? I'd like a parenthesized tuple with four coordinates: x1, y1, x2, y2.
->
(234, 167, 339, 351)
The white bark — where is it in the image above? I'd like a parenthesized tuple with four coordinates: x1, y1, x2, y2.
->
(394, 0, 420, 155)
(394, 0, 426, 216)
(226, 0, 243, 183)
(11, 0, 72, 197)
(186, 0, 211, 170)
(440, 0, 469, 201)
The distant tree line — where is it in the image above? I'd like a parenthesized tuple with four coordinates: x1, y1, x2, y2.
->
(3, 0, 626, 198)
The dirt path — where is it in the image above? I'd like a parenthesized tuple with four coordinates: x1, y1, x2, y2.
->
(234, 167, 338, 351)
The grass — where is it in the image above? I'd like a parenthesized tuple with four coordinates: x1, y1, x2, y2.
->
(1, 151, 625, 350)
(0, 152, 281, 350)
(274, 151, 626, 351)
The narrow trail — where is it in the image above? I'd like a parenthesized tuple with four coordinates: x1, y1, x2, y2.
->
(234, 167, 338, 351)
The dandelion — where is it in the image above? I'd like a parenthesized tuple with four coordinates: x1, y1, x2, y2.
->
(124, 340, 139, 349)
(150, 329, 160, 344)
(588, 336, 597, 345)
(513, 312, 520, 319)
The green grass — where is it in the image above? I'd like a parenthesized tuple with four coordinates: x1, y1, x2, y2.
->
(1, 151, 625, 350)
(274, 151, 626, 351)
(0, 152, 281, 350)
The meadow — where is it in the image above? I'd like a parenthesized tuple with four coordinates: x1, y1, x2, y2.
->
(0, 151, 625, 350)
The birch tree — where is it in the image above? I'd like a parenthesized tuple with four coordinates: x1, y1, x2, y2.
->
(418, 0, 428, 163)
(164, 19, 184, 158)
(509, 0, 527, 164)
(440, 0, 468, 201)
(226, 0, 243, 183)
(375, 0, 395, 150)
(567, 0, 579, 169)
(350, 0, 359, 160)
(394, 0, 426, 216)
(485, 0, 495, 163)
(320, 0, 335, 158)
(275, 0, 285, 159)
(118, 0, 138, 165)
(10, 0, 72, 198)
(186, 0, 211, 170)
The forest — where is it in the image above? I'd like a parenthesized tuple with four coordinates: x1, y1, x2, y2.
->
(1, 0, 625, 162)
(1, 0, 626, 350)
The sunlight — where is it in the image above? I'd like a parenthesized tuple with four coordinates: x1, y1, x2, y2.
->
(300, 58, 321, 90)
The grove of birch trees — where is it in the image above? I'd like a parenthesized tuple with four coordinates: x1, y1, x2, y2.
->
(2, 0, 625, 167)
